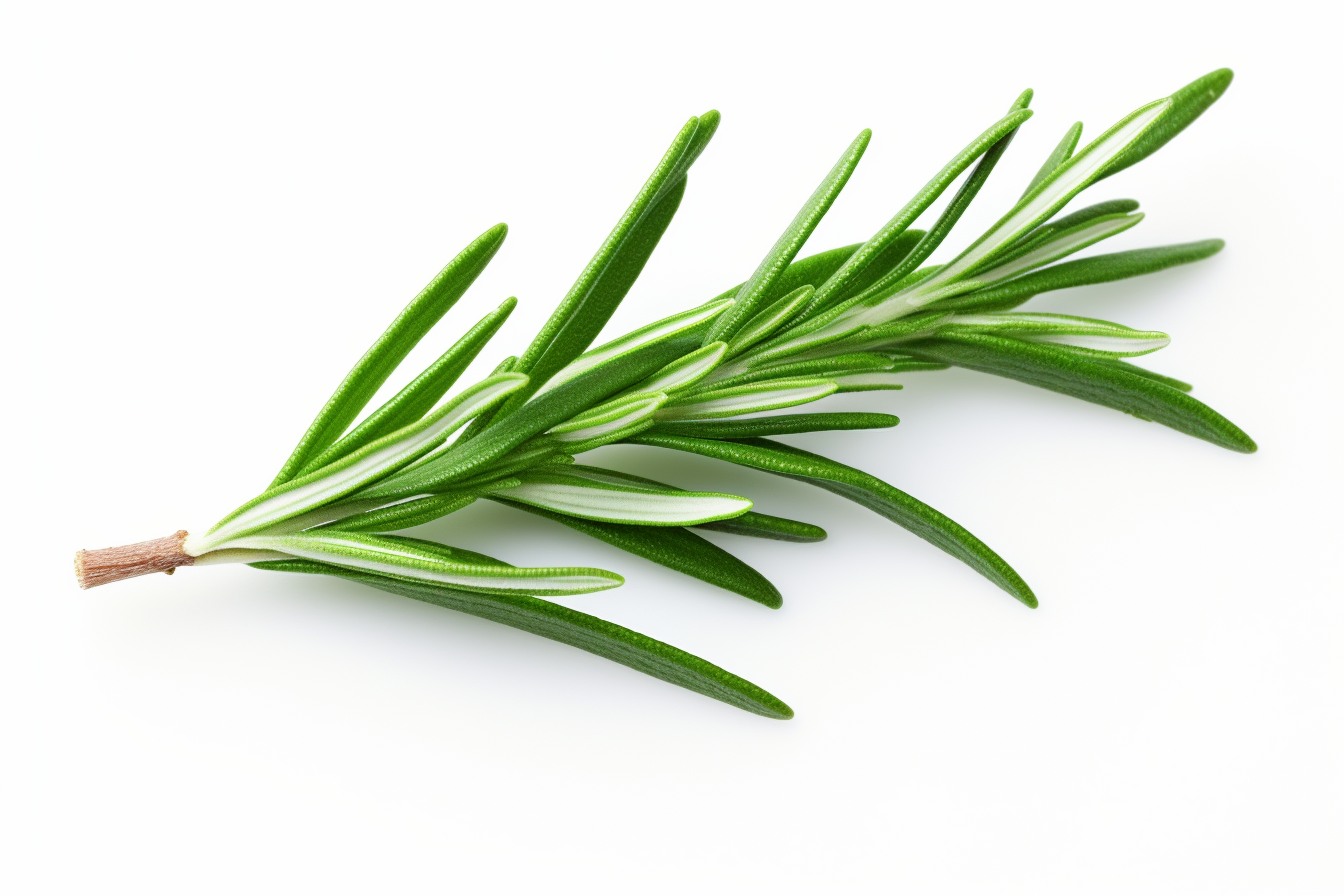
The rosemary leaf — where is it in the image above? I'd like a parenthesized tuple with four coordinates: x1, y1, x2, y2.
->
(254, 556, 793, 717)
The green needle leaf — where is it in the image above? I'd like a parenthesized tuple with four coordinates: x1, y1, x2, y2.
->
(657, 377, 838, 421)
(629, 434, 1038, 607)
(192, 373, 529, 553)
(253, 555, 793, 718)
(1022, 121, 1083, 198)
(937, 240, 1225, 313)
(492, 497, 783, 608)
(724, 285, 814, 359)
(233, 530, 623, 596)
(297, 297, 518, 476)
(498, 470, 752, 526)
(647, 412, 899, 439)
(362, 337, 694, 498)
(695, 512, 827, 543)
(514, 112, 721, 406)
(1100, 68, 1233, 180)
(803, 109, 1033, 317)
(269, 223, 509, 487)
(904, 332, 1256, 452)
(705, 130, 872, 344)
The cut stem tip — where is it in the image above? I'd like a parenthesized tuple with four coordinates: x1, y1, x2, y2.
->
(74, 530, 193, 590)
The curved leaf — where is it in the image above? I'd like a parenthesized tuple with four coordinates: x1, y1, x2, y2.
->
(492, 497, 783, 608)
(270, 223, 508, 487)
(297, 297, 518, 476)
(647, 412, 899, 439)
(254, 555, 792, 718)
(629, 434, 1038, 607)
(705, 129, 872, 343)
(499, 471, 752, 526)
(232, 531, 622, 596)
(1100, 68, 1233, 179)
(905, 332, 1255, 452)
(936, 240, 1225, 313)
(514, 111, 721, 406)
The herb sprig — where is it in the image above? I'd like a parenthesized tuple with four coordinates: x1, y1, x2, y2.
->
(75, 69, 1252, 719)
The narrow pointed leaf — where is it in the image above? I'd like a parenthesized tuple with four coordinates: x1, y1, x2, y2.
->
(498, 471, 752, 526)
(936, 240, 1225, 313)
(253, 556, 793, 718)
(658, 378, 837, 421)
(725, 285, 814, 358)
(695, 512, 826, 543)
(1100, 68, 1233, 179)
(647, 412, 899, 439)
(904, 332, 1255, 451)
(624, 342, 727, 397)
(1022, 121, 1082, 198)
(629, 434, 1037, 607)
(269, 223, 508, 487)
(192, 374, 529, 552)
(231, 531, 622, 596)
(492, 497, 783, 608)
(705, 130, 871, 344)
(365, 336, 693, 497)
(804, 109, 1033, 315)
(839, 106, 1027, 312)
(941, 312, 1170, 358)
(514, 112, 721, 406)
(298, 297, 518, 475)
(537, 299, 730, 397)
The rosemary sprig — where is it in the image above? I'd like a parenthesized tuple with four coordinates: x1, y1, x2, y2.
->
(74, 69, 1253, 719)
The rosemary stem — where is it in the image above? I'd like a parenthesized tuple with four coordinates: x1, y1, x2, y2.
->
(74, 530, 194, 590)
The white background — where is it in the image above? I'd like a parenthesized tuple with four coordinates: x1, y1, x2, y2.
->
(2, 2, 1340, 893)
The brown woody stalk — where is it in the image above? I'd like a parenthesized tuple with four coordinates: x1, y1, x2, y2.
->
(74, 530, 194, 590)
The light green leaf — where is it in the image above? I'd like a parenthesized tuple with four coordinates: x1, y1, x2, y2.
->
(269, 223, 509, 487)
(233, 531, 622, 596)
(623, 342, 727, 397)
(253, 553, 793, 718)
(364, 337, 694, 498)
(513, 112, 721, 406)
(725, 285, 814, 359)
(941, 312, 1170, 358)
(297, 297, 517, 476)
(191, 373, 529, 553)
(803, 109, 1033, 316)
(629, 434, 1038, 607)
(537, 300, 731, 398)
(498, 470, 752, 526)
(658, 377, 837, 421)
(1022, 121, 1082, 198)
(936, 240, 1225, 313)
(705, 130, 872, 344)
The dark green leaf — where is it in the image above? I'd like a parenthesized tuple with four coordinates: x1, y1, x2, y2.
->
(629, 434, 1037, 607)
(904, 332, 1255, 452)
(491, 497, 783, 608)
(514, 112, 720, 406)
(253, 555, 793, 718)
(934, 240, 1225, 313)
(1100, 69, 1233, 179)
(362, 337, 693, 498)
(705, 130, 872, 344)
(695, 512, 826, 543)
(647, 412, 899, 439)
